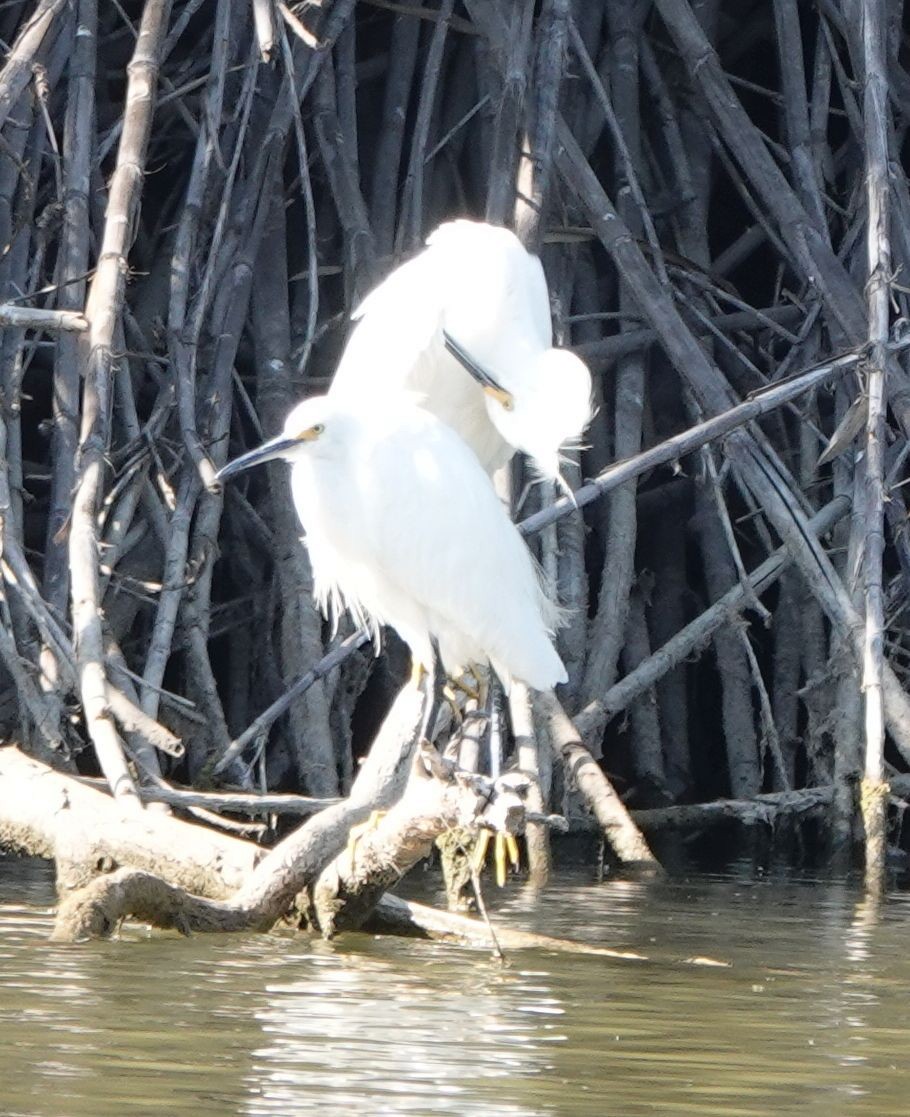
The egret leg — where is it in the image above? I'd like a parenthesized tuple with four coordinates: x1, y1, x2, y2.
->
(484, 672, 520, 885)
(442, 684, 464, 729)
(456, 674, 495, 769)
(486, 672, 506, 780)
(418, 637, 446, 746)
(413, 658, 470, 734)
(443, 671, 485, 744)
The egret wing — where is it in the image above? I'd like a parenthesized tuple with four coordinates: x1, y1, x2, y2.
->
(332, 250, 445, 398)
(334, 231, 512, 472)
(356, 408, 566, 690)
(427, 221, 552, 363)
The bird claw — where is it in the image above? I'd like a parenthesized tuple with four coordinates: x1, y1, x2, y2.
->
(472, 828, 521, 886)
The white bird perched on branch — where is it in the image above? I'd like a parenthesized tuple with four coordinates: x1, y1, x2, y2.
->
(217, 393, 567, 742)
(331, 219, 593, 483)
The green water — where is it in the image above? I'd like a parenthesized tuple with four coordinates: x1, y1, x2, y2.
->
(1, 858, 909, 1116)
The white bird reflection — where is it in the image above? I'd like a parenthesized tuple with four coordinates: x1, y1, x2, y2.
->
(243, 947, 566, 1117)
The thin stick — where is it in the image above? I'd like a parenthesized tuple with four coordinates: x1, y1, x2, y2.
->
(0, 0, 67, 135)
(519, 345, 869, 537)
(213, 629, 371, 776)
(69, 0, 173, 806)
(396, 0, 454, 248)
(469, 866, 506, 963)
(0, 305, 86, 330)
(576, 497, 851, 742)
(43, 0, 97, 620)
(77, 776, 341, 817)
(859, 0, 891, 891)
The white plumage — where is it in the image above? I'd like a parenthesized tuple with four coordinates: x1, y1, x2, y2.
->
(331, 219, 593, 481)
(218, 393, 567, 693)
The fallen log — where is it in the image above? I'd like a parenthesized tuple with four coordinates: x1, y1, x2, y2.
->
(631, 787, 834, 833)
(369, 894, 647, 958)
(368, 895, 729, 967)
(39, 686, 585, 943)
(44, 686, 427, 939)
(3, 685, 422, 940)
(51, 866, 254, 941)
(0, 747, 261, 897)
(47, 738, 532, 941)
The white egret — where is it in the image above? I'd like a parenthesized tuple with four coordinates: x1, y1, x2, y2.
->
(217, 392, 567, 742)
(330, 219, 593, 482)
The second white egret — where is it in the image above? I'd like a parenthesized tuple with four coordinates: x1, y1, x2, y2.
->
(331, 219, 593, 482)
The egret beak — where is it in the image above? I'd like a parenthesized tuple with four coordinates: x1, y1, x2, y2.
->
(443, 330, 515, 410)
(216, 435, 298, 482)
(483, 383, 514, 409)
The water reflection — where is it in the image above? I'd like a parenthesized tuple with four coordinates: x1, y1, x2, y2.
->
(2, 858, 910, 1116)
(246, 949, 565, 1115)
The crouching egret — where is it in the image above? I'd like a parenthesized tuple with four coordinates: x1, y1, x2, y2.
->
(331, 219, 593, 482)
(217, 393, 567, 743)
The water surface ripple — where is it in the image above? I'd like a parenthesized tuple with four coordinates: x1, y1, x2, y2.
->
(1, 858, 908, 1116)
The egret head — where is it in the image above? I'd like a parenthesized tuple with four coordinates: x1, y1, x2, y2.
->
(485, 348, 593, 483)
(216, 397, 331, 481)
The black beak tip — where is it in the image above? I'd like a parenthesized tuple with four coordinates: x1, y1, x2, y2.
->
(214, 458, 251, 486)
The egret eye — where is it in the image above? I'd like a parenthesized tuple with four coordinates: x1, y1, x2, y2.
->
(296, 423, 324, 441)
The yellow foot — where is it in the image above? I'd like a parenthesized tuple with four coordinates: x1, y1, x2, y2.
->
(472, 829, 521, 886)
(345, 809, 387, 869)
(410, 659, 425, 688)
